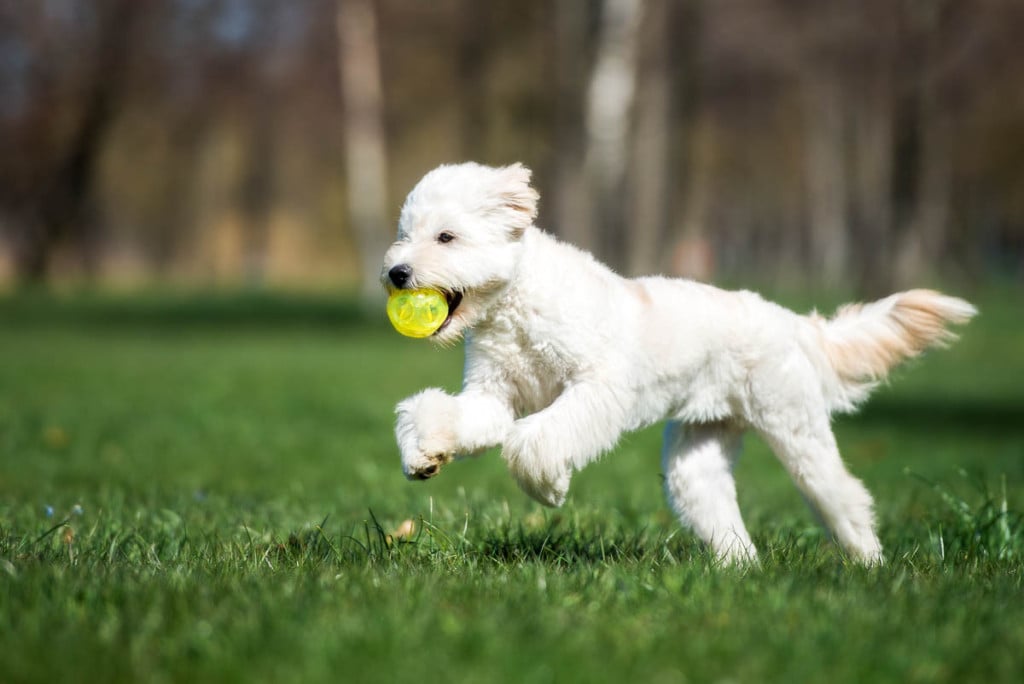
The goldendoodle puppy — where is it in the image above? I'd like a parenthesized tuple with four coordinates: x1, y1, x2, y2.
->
(382, 162, 975, 565)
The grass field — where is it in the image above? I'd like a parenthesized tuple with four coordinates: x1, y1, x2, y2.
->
(1, 289, 1022, 683)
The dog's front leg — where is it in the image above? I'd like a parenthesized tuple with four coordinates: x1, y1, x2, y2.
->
(395, 388, 513, 480)
(504, 381, 631, 507)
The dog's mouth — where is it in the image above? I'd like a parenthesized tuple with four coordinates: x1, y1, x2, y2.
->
(434, 290, 464, 335)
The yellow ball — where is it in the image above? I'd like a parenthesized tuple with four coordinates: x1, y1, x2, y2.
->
(386, 288, 449, 338)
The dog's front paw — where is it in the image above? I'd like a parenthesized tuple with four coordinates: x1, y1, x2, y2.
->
(503, 419, 571, 507)
(515, 467, 571, 508)
(395, 389, 458, 480)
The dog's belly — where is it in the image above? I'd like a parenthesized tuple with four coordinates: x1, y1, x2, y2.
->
(632, 372, 735, 428)
(670, 391, 734, 424)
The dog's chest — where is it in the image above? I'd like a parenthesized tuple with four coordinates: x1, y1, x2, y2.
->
(471, 322, 573, 417)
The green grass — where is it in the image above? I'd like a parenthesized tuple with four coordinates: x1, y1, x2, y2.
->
(1, 290, 1022, 683)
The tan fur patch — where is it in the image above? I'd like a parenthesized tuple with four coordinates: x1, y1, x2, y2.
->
(629, 280, 653, 308)
(823, 289, 975, 384)
(499, 163, 540, 236)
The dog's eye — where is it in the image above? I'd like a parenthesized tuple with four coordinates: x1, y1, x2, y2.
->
(436, 231, 455, 244)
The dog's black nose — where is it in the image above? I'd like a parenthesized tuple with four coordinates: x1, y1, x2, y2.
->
(389, 264, 413, 288)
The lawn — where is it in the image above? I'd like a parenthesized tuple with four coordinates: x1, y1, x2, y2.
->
(1, 290, 1022, 683)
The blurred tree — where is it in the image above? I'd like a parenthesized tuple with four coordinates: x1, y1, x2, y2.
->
(801, 63, 850, 288)
(894, 0, 988, 285)
(848, 2, 898, 295)
(0, 0, 1021, 292)
(626, 0, 674, 276)
(337, 0, 388, 301)
(580, 0, 642, 272)
(550, 0, 593, 253)
(2, 0, 141, 285)
(456, 1, 488, 158)
(666, 0, 713, 281)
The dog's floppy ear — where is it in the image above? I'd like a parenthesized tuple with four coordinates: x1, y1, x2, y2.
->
(492, 163, 539, 239)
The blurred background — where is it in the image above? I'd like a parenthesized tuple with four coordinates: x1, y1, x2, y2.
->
(1, 0, 1022, 298)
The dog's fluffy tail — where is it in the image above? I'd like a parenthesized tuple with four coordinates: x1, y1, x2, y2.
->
(807, 289, 976, 413)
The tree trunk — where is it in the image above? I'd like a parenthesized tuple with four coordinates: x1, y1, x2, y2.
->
(896, 110, 951, 285)
(581, 0, 642, 272)
(239, 111, 275, 288)
(801, 67, 850, 289)
(895, 15, 953, 285)
(851, 66, 896, 296)
(457, 1, 488, 160)
(664, 0, 711, 281)
(337, 0, 389, 302)
(15, 0, 138, 286)
(670, 106, 717, 282)
(626, 0, 672, 277)
(551, 0, 591, 248)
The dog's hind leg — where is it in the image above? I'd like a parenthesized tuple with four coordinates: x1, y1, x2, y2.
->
(662, 421, 758, 565)
(756, 413, 883, 565)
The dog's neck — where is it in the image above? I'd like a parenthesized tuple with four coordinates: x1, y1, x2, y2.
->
(467, 226, 542, 338)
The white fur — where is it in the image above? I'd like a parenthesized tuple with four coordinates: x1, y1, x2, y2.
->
(383, 162, 977, 566)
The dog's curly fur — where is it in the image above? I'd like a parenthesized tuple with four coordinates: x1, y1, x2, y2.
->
(382, 162, 976, 565)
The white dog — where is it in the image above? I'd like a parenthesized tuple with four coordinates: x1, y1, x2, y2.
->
(382, 162, 976, 565)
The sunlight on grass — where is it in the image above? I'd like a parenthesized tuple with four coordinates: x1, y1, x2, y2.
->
(1, 291, 1022, 683)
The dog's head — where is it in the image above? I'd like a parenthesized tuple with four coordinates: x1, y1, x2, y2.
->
(381, 162, 538, 344)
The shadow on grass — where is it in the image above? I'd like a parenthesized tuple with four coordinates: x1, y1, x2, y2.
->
(851, 395, 1024, 436)
(472, 521, 700, 566)
(0, 291, 380, 331)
